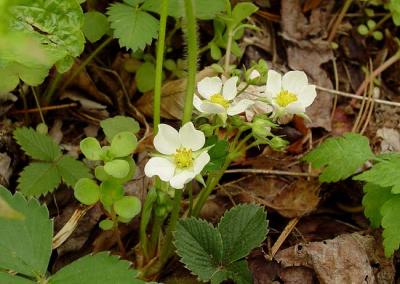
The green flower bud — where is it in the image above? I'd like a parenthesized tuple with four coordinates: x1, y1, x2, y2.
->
(199, 124, 214, 137)
(36, 123, 48, 135)
(269, 136, 288, 151)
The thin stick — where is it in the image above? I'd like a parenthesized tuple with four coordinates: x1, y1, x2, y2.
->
(269, 217, 300, 259)
(316, 86, 400, 107)
(11, 103, 78, 115)
(31, 87, 45, 124)
(224, 169, 317, 177)
(327, 0, 353, 42)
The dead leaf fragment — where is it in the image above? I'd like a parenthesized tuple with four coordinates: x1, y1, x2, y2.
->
(376, 128, 400, 152)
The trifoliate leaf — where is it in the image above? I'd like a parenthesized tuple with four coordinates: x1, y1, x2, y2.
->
(82, 11, 109, 43)
(136, 61, 156, 92)
(0, 271, 36, 284)
(107, 2, 159, 52)
(56, 155, 91, 188)
(0, 186, 52, 278)
(303, 133, 374, 182)
(110, 132, 137, 158)
(211, 260, 252, 284)
(17, 162, 61, 197)
(100, 180, 124, 208)
(380, 195, 400, 256)
(114, 196, 141, 219)
(354, 153, 400, 193)
(362, 183, 393, 228)
(100, 116, 140, 141)
(175, 218, 223, 282)
(48, 252, 144, 284)
(80, 137, 102, 161)
(104, 159, 130, 178)
(74, 178, 100, 205)
(14, 127, 61, 162)
(218, 204, 268, 263)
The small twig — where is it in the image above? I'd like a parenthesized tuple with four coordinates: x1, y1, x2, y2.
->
(224, 169, 317, 177)
(31, 87, 45, 124)
(327, 0, 353, 42)
(269, 217, 300, 259)
(11, 103, 78, 115)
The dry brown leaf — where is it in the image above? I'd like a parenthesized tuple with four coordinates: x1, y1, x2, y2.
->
(376, 127, 400, 152)
(279, 267, 316, 284)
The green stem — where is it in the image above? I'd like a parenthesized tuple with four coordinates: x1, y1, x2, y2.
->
(234, 132, 253, 152)
(182, 0, 198, 124)
(31, 87, 45, 124)
(44, 72, 63, 102)
(147, 214, 165, 259)
(159, 189, 183, 265)
(224, 27, 233, 76)
(153, 0, 169, 133)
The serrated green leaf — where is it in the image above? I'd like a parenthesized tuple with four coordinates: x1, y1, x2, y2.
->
(104, 159, 130, 178)
(211, 260, 252, 284)
(48, 252, 144, 284)
(204, 137, 228, 172)
(175, 218, 223, 281)
(0, 196, 24, 220)
(114, 196, 141, 219)
(14, 127, 61, 161)
(136, 61, 156, 92)
(303, 133, 374, 182)
(107, 3, 159, 52)
(380, 195, 400, 256)
(0, 186, 52, 278)
(355, 154, 400, 193)
(110, 132, 137, 158)
(80, 137, 102, 160)
(0, 271, 35, 284)
(218, 204, 267, 263)
(17, 162, 61, 197)
(57, 155, 91, 188)
(362, 183, 393, 228)
(231, 2, 258, 27)
(74, 178, 100, 205)
(83, 11, 109, 43)
(100, 116, 140, 141)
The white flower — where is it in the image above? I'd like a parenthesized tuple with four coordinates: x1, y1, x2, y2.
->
(144, 122, 210, 189)
(193, 76, 254, 122)
(249, 70, 261, 80)
(264, 70, 317, 115)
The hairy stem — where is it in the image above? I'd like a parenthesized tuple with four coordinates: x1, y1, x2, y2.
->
(182, 0, 198, 124)
(223, 27, 233, 75)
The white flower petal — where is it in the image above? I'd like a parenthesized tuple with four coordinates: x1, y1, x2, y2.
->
(193, 152, 210, 174)
(201, 101, 226, 114)
(249, 70, 261, 80)
(285, 101, 306, 114)
(222, 76, 238, 100)
(193, 95, 204, 113)
(265, 70, 282, 98)
(227, 99, 254, 116)
(282, 71, 308, 93)
(169, 170, 195, 189)
(179, 122, 205, 151)
(144, 157, 175, 181)
(296, 85, 317, 107)
(154, 124, 180, 155)
(197, 77, 222, 99)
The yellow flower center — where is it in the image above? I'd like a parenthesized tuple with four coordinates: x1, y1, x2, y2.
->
(210, 93, 230, 108)
(174, 148, 193, 168)
(275, 90, 298, 107)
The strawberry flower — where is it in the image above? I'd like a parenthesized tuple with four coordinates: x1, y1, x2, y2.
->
(144, 122, 210, 189)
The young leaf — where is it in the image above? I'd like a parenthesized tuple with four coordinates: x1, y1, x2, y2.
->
(107, 2, 159, 52)
(80, 137, 102, 160)
(218, 204, 267, 263)
(362, 183, 393, 228)
(113, 196, 141, 219)
(380, 195, 400, 256)
(99, 219, 114, 230)
(100, 116, 140, 141)
(110, 132, 137, 157)
(74, 178, 100, 205)
(231, 2, 259, 27)
(82, 11, 109, 43)
(136, 61, 156, 92)
(354, 154, 400, 193)
(303, 133, 374, 182)
(0, 186, 52, 279)
(104, 159, 130, 178)
(17, 162, 61, 197)
(14, 127, 61, 162)
(56, 155, 91, 188)
(100, 180, 124, 208)
(48, 252, 144, 284)
(175, 218, 223, 282)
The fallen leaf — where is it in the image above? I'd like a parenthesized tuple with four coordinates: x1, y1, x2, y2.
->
(376, 127, 400, 152)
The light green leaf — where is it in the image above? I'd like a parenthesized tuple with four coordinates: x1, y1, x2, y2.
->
(231, 2, 258, 27)
(107, 2, 159, 52)
(114, 196, 141, 219)
(175, 218, 223, 282)
(48, 252, 144, 284)
(381, 195, 400, 256)
(110, 131, 137, 158)
(14, 127, 61, 162)
(99, 219, 114, 230)
(218, 204, 268, 263)
(95, 166, 111, 181)
(0, 271, 36, 284)
(100, 116, 140, 141)
(57, 155, 91, 188)
(74, 178, 100, 205)
(83, 11, 109, 43)
(100, 180, 124, 208)
(386, 1, 400, 26)
(80, 137, 102, 161)
(362, 183, 393, 228)
(0, 196, 24, 220)
(0, 186, 52, 278)
(354, 153, 400, 193)
(303, 133, 374, 182)
(136, 61, 156, 92)
(17, 162, 61, 197)
(104, 159, 130, 178)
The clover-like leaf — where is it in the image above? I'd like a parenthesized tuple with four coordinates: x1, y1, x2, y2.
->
(74, 178, 100, 205)
(80, 137, 102, 160)
(110, 132, 137, 158)
(99, 219, 114, 231)
(104, 159, 130, 179)
(100, 180, 124, 208)
(82, 11, 109, 43)
(114, 196, 141, 219)
(136, 61, 156, 92)
(100, 116, 140, 142)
